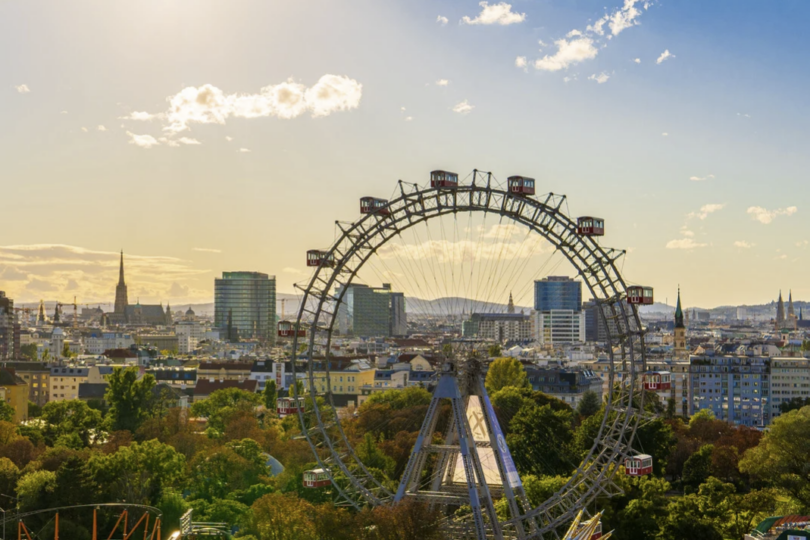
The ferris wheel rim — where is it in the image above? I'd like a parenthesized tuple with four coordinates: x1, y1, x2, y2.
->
(290, 174, 648, 534)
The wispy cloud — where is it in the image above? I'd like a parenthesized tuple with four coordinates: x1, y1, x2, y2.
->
(666, 238, 708, 250)
(515, 56, 528, 71)
(437, 15, 449, 26)
(633, 58, 641, 64)
(687, 203, 726, 220)
(588, 72, 610, 84)
(747, 206, 798, 224)
(534, 37, 598, 71)
(122, 75, 362, 139)
(656, 49, 674, 64)
(126, 131, 160, 149)
(120, 111, 162, 121)
(436, 79, 450, 86)
(15, 84, 30, 94)
(452, 100, 474, 114)
(462, 2, 526, 25)
(530, 0, 650, 74)
(239, 148, 251, 153)
(192, 248, 221, 253)
(733, 241, 755, 248)
(97, 125, 107, 132)
(689, 174, 715, 182)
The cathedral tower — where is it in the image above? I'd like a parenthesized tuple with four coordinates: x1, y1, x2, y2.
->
(674, 287, 687, 357)
(776, 290, 786, 330)
(114, 250, 129, 317)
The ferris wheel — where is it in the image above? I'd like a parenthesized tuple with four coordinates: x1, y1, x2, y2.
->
(288, 169, 653, 540)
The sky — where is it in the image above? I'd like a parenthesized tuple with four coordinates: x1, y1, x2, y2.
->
(1, 0, 809, 309)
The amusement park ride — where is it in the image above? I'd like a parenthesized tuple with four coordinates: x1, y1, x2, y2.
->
(279, 169, 658, 539)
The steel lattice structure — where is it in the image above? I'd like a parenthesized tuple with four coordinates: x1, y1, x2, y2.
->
(292, 170, 648, 539)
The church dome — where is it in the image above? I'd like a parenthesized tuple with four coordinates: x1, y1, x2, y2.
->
(186, 306, 195, 316)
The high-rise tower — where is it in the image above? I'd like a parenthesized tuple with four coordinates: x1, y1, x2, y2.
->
(674, 287, 687, 357)
(114, 251, 129, 317)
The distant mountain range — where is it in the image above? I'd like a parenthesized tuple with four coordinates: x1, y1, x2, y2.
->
(17, 295, 804, 320)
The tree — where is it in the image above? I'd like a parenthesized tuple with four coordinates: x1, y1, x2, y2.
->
(89, 439, 185, 505)
(576, 390, 600, 417)
(0, 400, 15, 423)
(264, 380, 278, 411)
(16, 469, 57, 511)
(105, 367, 156, 433)
(188, 439, 269, 500)
(682, 444, 714, 492)
(485, 357, 529, 394)
(740, 406, 810, 507)
(0, 458, 20, 499)
(779, 396, 810, 414)
(157, 490, 189, 539)
(191, 388, 261, 434)
(247, 492, 317, 540)
(20, 343, 37, 360)
(28, 401, 42, 418)
(41, 399, 104, 447)
(508, 403, 578, 477)
(487, 344, 502, 357)
(61, 343, 73, 358)
(356, 433, 395, 478)
(658, 493, 723, 540)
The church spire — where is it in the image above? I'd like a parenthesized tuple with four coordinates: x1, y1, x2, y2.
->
(777, 290, 786, 325)
(114, 250, 129, 316)
(507, 292, 515, 314)
(118, 250, 125, 285)
(788, 290, 796, 318)
(674, 286, 684, 329)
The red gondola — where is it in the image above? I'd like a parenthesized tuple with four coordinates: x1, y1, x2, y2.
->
(360, 197, 391, 215)
(430, 170, 459, 189)
(303, 468, 331, 488)
(644, 371, 671, 391)
(306, 250, 335, 268)
(507, 176, 536, 195)
(625, 454, 653, 476)
(627, 286, 654, 305)
(277, 397, 303, 417)
(278, 321, 306, 338)
(577, 216, 605, 236)
(591, 522, 603, 540)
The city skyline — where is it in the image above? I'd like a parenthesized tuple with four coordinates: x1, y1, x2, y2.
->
(3, 0, 810, 307)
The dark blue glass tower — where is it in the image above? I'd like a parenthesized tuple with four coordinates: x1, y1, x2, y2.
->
(534, 276, 582, 312)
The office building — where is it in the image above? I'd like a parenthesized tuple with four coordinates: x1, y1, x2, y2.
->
(770, 357, 810, 421)
(534, 276, 582, 312)
(689, 355, 770, 427)
(0, 292, 20, 361)
(533, 310, 585, 345)
(533, 277, 584, 345)
(214, 272, 277, 343)
(390, 292, 407, 337)
(462, 313, 534, 343)
(337, 283, 402, 338)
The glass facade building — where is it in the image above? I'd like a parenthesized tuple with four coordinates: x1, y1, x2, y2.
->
(534, 276, 582, 312)
(214, 272, 276, 343)
(337, 283, 401, 337)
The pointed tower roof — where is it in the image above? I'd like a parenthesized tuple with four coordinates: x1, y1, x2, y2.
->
(507, 292, 515, 314)
(788, 290, 796, 318)
(777, 290, 786, 323)
(118, 250, 125, 286)
(674, 287, 684, 329)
